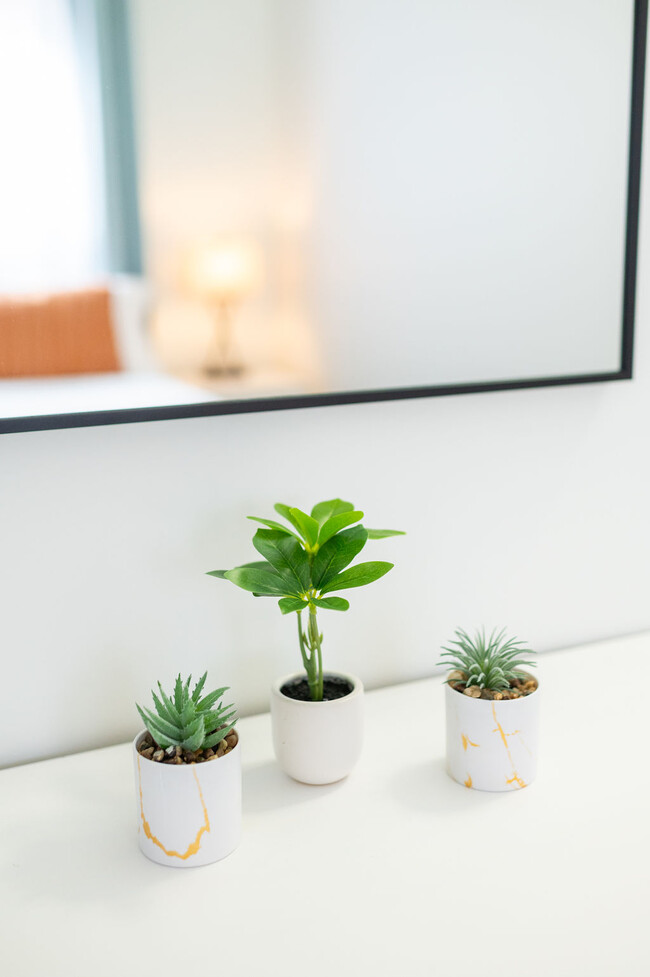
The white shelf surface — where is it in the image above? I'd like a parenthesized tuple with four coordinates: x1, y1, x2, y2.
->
(2, 633, 649, 977)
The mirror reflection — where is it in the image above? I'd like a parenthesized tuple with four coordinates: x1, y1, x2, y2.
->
(0, 0, 638, 421)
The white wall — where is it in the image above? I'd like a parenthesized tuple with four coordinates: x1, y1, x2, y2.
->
(2, 310, 650, 768)
(299, 0, 631, 388)
(2, 6, 650, 768)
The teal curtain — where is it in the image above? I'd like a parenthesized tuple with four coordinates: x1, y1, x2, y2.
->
(70, 0, 143, 275)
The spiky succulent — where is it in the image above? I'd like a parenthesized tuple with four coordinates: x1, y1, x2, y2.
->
(438, 627, 536, 691)
(136, 673, 236, 752)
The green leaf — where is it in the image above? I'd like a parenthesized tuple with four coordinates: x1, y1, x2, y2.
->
(310, 498, 355, 525)
(274, 503, 297, 524)
(247, 516, 301, 540)
(207, 561, 270, 580)
(180, 712, 203, 740)
(365, 528, 406, 539)
(191, 672, 208, 703)
(317, 510, 364, 545)
(311, 525, 368, 588)
(204, 707, 236, 733)
(288, 508, 320, 547)
(136, 703, 154, 732)
(273, 504, 319, 546)
(137, 704, 181, 745)
(252, 530, 311, 591)
(278, 597, 309, 615)
(310, 596, 350, 611)
(203, 723, 236, 750)
(320, 561, 394, 594)
(198, 687, 230, 712)
(183, 718, 206, 753)
(224, 566, 296, 597)
(140, 719, 175, 749)
(151, 690, 177, 726)
(174, 674, 184, 713)
(180, 699, 196, 726)
(156, 683, 179, 723)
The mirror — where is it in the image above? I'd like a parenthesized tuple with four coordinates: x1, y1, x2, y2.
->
(0, 0, 645, 433)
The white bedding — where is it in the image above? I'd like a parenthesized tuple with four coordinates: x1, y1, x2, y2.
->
(0, 371, 219, 418)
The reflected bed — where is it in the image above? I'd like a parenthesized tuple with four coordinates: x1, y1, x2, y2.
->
(0, 371, 218, 418)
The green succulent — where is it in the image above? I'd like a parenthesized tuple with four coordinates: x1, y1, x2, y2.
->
(208, 498, 404, 702)
(438, 627, 536, 691)
(136, 673, 236, 752)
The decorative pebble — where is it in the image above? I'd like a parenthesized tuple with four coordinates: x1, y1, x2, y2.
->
(454, 678, 536, 698)
(139, 730, 241, 764)
(448, 669, 466, 683)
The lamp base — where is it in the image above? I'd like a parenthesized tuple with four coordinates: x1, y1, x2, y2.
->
(203, 363, 245, 379)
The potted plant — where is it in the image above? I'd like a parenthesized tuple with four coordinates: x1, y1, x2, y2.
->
(438, 628, 539, 792)
(209, 498, 403, 785)
(133, 672, 240, 866)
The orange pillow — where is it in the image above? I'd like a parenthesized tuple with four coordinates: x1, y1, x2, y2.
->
(0, 287, 120, 378)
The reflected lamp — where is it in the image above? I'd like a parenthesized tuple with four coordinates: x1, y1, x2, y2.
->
(185, 239, 262, 376)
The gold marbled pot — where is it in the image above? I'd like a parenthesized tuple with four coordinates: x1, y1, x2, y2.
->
(444, 679, 539, 791)
(133, 732, 241, 866)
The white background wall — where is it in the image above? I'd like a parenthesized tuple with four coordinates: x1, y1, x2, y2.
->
(3, 314, 650, 768)
(300, 0, 630, 388)
(2, 6, 650, 768)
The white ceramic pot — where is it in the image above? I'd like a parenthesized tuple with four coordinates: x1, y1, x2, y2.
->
(133, 732, 241, 867)
(445, 679, 540, 791)
(270, 672, 364, 785)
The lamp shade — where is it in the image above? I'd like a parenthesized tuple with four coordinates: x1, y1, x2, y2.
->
(185, 239, 262, 304)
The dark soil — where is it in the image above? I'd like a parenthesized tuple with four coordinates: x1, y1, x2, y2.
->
(281, 674, 353, 702)
(449, 674, 538, 700)
(137, 728, 238, 764)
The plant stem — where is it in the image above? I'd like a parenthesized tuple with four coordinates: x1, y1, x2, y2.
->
(296, 611, 310, 670)
(297, 610, 318, 699)
(308, 605, 323, 701)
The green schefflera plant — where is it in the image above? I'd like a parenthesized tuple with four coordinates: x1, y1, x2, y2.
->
(438, 627, 537, 696)
(208, 498, 404, 702)
(137, 672, 236, 753)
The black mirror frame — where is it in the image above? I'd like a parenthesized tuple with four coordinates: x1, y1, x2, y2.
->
(1, 0, 646, 436)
